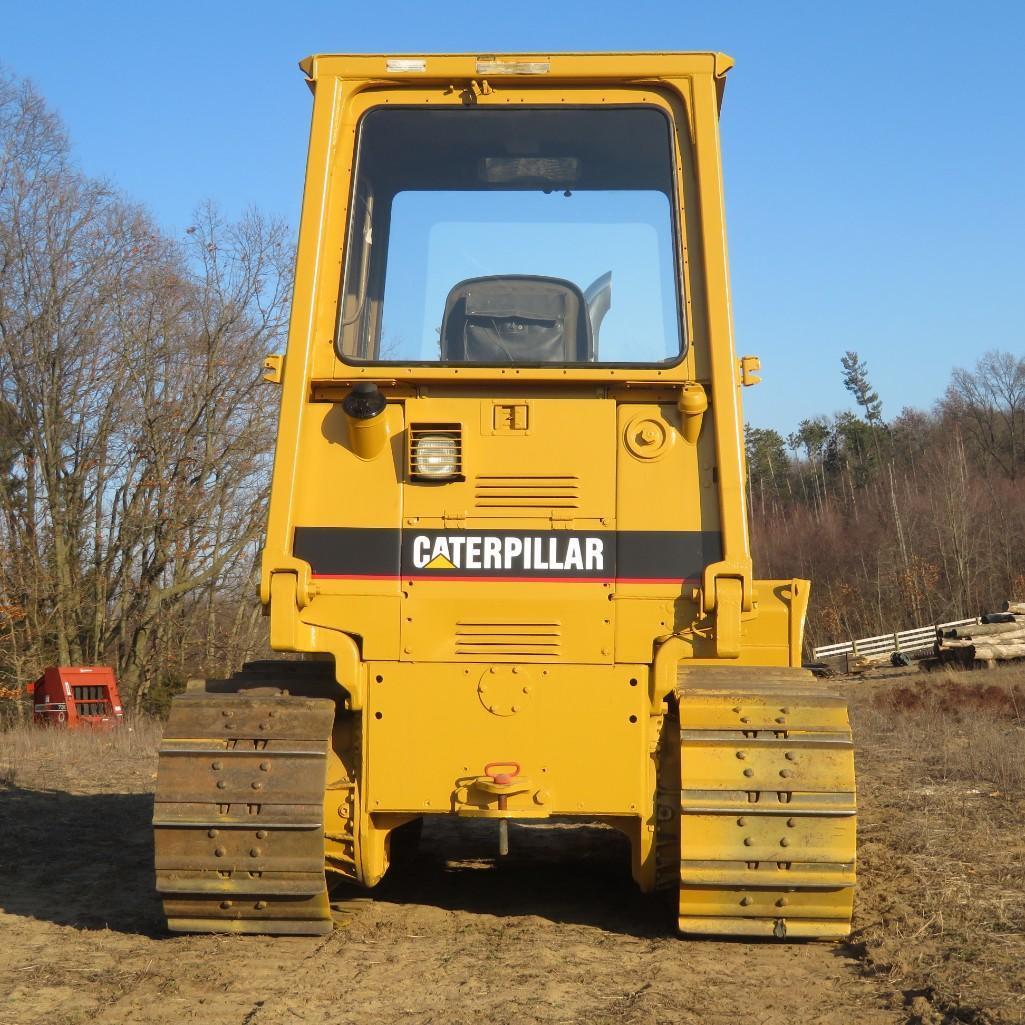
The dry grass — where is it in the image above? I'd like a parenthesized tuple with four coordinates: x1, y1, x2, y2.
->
(848, 666, 1025, 1025)
(0, 716, 162, 792)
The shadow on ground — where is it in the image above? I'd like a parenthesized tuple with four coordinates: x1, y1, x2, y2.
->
(346, 816, 677, 939)
(0, 785, 673, 939)
(0, 787, 163, 935)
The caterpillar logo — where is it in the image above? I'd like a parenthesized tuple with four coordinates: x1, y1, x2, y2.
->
(424, 553, 457, 570)
(411, 534, 606, 575)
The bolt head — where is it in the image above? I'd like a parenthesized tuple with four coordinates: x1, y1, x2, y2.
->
(214, 847, 226, 857)
(739, 896, 753, 906)
(256, 830, 268, 839)
(220, 900, 232, 909)
(216, 780, 227, 789)
(255, 900, 268, 910)
(786, 818, 796, 828)
(743, 768, 754, 778)
(743, 837, 753, 846)
(785, 751, 796, 761)
(780, 837, 790, 847)
(736, 816, 747, 827)
(251, 781, 263, 790)
(259, 761, 271, 771)
(250, 847, 261, 857)
(211, 761, 223, 770)
(735, 751, 747, 760)
(776, 897, 788, 908)
(208, 829, 219, 838)
(779, 769, 792, 779)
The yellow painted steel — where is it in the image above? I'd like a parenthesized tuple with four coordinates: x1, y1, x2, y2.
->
(156, 51, 859, 940)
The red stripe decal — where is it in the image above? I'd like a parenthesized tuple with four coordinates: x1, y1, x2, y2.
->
(311, 573, 698, 584)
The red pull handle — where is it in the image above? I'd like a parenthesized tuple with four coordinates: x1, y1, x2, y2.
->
(483, 760, 521, 785)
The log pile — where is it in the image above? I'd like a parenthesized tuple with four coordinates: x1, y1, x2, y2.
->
(845, 651, 893, 674)
(934, 600, 1025, 668)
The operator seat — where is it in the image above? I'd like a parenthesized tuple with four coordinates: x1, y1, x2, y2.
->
(440, 275, 593, 363)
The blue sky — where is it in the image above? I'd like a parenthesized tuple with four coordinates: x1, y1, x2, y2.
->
(3, 1, 1023, 434)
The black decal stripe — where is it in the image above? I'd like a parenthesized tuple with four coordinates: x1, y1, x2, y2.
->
(294, 526, 722, 582)
(618, 530, 722, 583)
(293, 526, 400, 577)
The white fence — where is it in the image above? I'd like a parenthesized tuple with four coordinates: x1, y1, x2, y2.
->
(812, 617, 981, 661)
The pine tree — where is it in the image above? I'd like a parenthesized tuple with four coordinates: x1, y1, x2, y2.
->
(841, 351, 884, 425)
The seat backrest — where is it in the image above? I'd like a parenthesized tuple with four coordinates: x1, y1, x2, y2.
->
(440, 276, 592, 363)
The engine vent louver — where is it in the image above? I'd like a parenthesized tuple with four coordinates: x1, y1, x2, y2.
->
(408, 423, 463, 480)
(454, 620, 562, 659)
(473, 475, 579, 513)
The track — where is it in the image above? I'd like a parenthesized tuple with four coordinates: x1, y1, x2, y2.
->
(668, 666, 857, 938)
(153, 681, 336, 935)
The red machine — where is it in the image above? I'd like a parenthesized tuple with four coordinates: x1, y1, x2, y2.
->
(29, 666, 124, 728)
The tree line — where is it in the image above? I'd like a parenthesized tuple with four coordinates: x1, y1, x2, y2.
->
(747, 349, 1025, 654)
(0, 69, 291, 714)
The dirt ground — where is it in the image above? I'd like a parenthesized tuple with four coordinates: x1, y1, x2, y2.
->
(1, 670, 1022, 1025)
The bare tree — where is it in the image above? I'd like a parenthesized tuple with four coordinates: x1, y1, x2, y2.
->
(0, 67, 290, 707)
(945, 350, 1025, 479)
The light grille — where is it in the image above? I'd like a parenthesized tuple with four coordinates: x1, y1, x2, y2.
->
(454, 620, 562, 659)
(473, 475, 579, 512)
(408, 424, 463, 480)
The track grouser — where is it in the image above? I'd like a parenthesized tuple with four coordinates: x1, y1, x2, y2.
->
(154, 51, 856, 939)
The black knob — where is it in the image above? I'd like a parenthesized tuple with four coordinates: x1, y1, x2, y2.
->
(342, 382, 386, 420)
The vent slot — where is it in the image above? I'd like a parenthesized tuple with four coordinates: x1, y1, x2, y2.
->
(409, 424, 463, 480)
(473, 475, 579, 511)
(455, 620, 562, 659)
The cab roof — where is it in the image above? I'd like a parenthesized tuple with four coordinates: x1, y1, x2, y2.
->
(298, 51, 734, 86)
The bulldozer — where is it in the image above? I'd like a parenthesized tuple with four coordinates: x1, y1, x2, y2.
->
(153, 52, 856, 939)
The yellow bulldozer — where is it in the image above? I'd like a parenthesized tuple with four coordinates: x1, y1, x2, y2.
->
(153, 52, 856, 939)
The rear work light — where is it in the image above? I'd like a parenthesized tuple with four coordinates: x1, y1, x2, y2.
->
(410, 426, 462, 480)
(413, 434, 459, 478)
